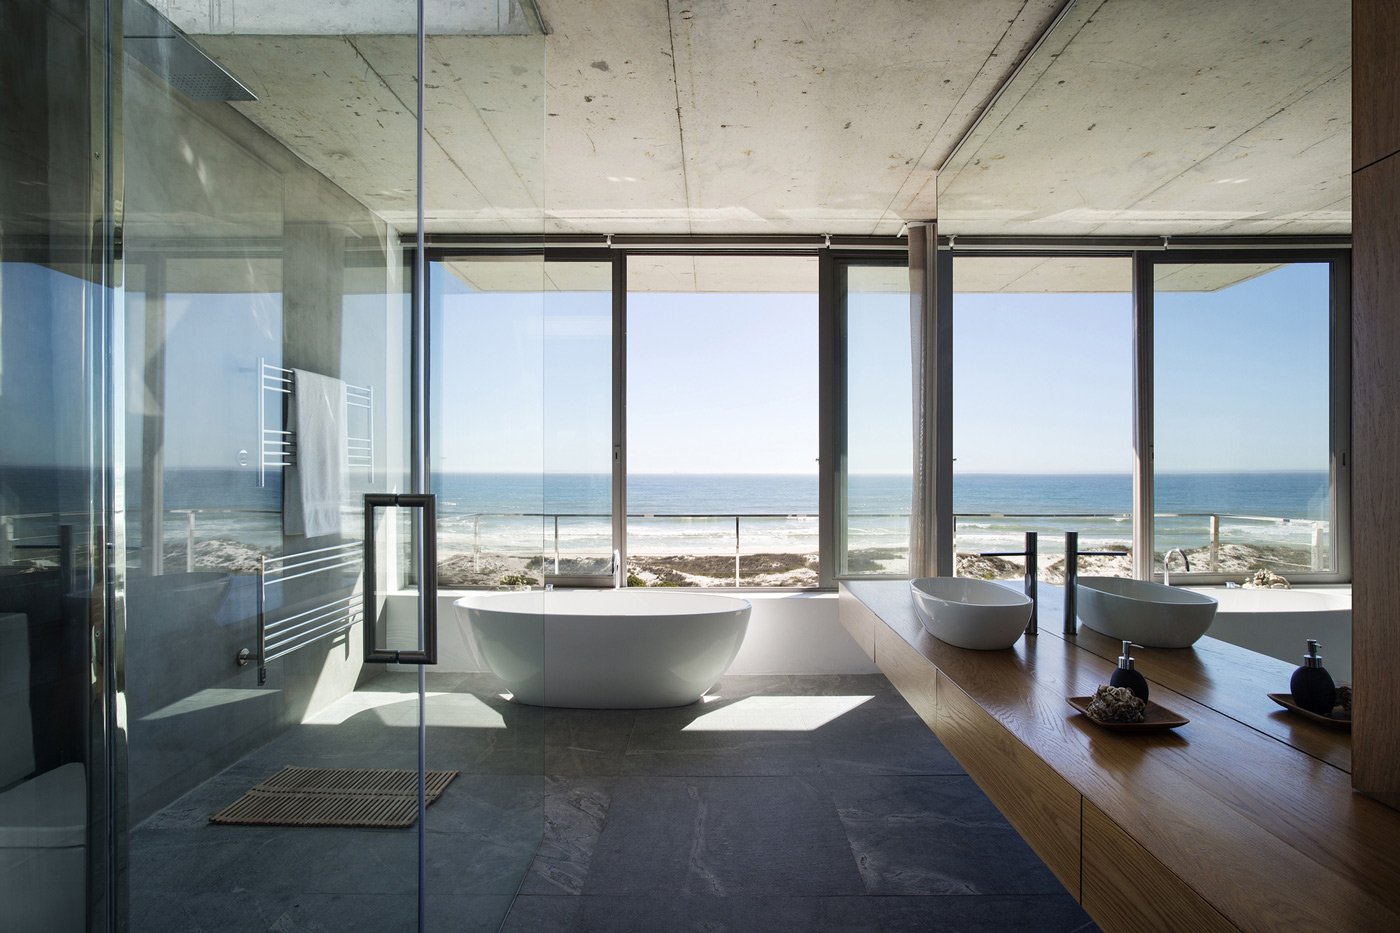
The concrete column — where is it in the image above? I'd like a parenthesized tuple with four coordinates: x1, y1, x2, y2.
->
(908, 222, 953, 578)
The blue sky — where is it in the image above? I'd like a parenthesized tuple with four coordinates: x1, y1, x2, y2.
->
(13, 258, 1323, 475)
(432, 259, 1332, 476)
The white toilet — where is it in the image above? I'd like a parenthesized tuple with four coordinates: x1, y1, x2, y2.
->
(0, 611, 86, 932)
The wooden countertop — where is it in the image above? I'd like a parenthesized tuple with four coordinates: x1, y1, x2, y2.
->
(843, 580, 1400, 933)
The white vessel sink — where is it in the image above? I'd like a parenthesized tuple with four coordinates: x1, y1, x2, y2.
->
(1076, 576, 1217, 648)
(910, 577, 1033, 650)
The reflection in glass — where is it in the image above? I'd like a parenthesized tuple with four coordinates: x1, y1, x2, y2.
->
(1, 0, 107, 924)
(1153, 262, 1333, 576)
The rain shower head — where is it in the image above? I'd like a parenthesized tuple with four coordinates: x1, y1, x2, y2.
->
(124, 0, 257, 102)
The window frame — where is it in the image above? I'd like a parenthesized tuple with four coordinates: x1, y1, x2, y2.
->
(418, 238, 1351, 590)
(425, 242, 903, 590)
(832, 254, 917, 581)
(1133, 247, 1352, 586)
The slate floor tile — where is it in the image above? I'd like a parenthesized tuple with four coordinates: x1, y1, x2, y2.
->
(520, 776, 615, 895)
(808, 705, 965, 776)
(570, 894, 879, 933)
(871, 893, 1099, 933)
(830, 774, 1069, 896)
(583, 775, 863, 897)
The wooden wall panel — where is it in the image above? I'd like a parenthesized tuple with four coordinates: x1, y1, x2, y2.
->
(1351, 154, 1400, 796)
(836, 584, 876, 662)
(1082, 800, 1239, 933)
(935, 670, 1081, 898)
(1354, 0, 1400, 169)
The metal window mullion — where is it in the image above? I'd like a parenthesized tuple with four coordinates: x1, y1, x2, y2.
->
(1132, 250, 1154, 581)
(613, 252, 628, 582)
(1331, 251, 1352, 581)
(818, 249, 838, 587)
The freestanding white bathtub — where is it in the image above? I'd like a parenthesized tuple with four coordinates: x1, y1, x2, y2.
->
(1186, 585, 1352, 680)
(452, 589, 751, 708)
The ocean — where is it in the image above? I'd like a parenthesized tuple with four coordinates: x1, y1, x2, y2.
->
(429, 471, 1332, 561)
(0, 467, 1332, 567)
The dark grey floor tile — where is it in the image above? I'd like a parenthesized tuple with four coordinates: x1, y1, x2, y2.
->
(621, 720, 822, 777)
(830, 775, 1068, 896)
(425, 894, 519, 933)
(872, 894, 1101, 933)
(809, 706, 965, 776)
(129, 890, 300, 933)
(425, 773, 543, 837)
(259, 893, 418, 932)
(425, 722, 547, 776)
(520, 776, 615, 895)
(584, 775, 863, 897)
(545, 708, 637, 775)
(426, 775, 545, 895)
(570, 895, 879, 933)
(134, 770, 265, 830)
(500, 895, 582, 933)
(723, 673, 909, 707)
(133, 824, 422, 896)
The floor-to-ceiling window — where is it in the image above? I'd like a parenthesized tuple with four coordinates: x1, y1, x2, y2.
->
(625, 255, 820, 587)
(951, 255, 1134, 584)
(1147, 254, 1349, 582)
(424, 241, 1350, 591)
(428, 256, 615, 586)
(836, 261, 913, 577)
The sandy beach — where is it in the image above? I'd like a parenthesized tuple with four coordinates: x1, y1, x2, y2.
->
(163, 537, 1314, 589)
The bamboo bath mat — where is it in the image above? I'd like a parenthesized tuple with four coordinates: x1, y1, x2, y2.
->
(210, 767, 458, 829)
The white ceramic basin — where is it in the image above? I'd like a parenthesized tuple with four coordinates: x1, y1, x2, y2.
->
(1076, 576, 1218, 648)
(910, 577, 1033, 650)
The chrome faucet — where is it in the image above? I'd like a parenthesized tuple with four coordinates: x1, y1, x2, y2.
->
(1064, 531, 1129, 635)
(1163, 547, 1190, 586)
(975, 531, 1039, 636)
(613, 549, 623, 589)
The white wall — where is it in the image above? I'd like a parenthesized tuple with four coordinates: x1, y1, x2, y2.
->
(386, 590, 878, 675)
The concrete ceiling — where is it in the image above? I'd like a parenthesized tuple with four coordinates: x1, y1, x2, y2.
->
(173, 0, 1350, 239)
(187, 0, 1063, 235)
(444, 254, 821, 293)
(936, 0, 1351, 236)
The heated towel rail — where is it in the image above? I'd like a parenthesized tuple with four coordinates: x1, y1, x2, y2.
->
(239, 540, 364, 685)
(258, 358, 374, 487)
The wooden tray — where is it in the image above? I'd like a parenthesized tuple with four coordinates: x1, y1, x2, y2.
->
(1067, 696, 1189, 732)
(1267, 693, 1352, 731)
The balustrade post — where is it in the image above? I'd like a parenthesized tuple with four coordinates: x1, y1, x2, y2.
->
(186, 511, 196, 572)
(1312, 523, 1323, 572)
(473, 515, 480, 573)
(1209, 514, 1220, 571)
(554, 515, 560, 575)
(735, 516, 741, 587)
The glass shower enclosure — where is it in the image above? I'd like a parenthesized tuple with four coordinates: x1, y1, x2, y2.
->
(1, 0, 548, 929)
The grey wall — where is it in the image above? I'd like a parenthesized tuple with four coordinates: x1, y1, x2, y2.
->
(119, 59, 409, 824)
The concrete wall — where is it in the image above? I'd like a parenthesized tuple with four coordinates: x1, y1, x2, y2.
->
(119, 63, 408, 824)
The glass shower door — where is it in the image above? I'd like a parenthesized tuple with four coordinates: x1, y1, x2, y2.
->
(118, 0, 425, 927)
(1, 0, 113, 929)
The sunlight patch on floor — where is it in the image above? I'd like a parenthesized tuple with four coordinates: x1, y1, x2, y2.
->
(681, 695, 873, 731)
(140, 688, 273, 721)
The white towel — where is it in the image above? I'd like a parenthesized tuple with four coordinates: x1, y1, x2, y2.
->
(283, 369, 348, 539)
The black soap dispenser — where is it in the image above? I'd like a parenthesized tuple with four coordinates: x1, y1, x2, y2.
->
(1290, 639, 1336, 716)
(1109, 640, 1149, 702)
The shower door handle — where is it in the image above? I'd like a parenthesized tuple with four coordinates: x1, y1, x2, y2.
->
(363, 493, 438, 665)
